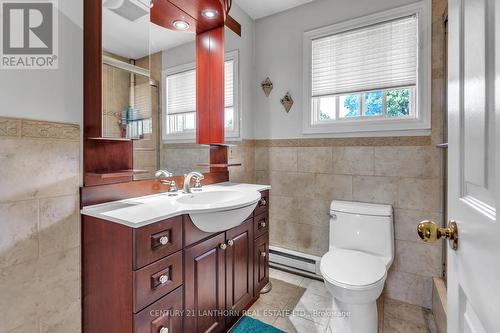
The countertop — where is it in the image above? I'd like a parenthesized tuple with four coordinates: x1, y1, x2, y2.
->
(80, 182, 271, 228)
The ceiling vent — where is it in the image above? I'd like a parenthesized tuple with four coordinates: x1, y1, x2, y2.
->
(103, 0, 149, 21)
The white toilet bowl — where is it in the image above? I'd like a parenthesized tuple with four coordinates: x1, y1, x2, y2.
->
(320, 249, 387, 333)
(320, 201, 394, 333)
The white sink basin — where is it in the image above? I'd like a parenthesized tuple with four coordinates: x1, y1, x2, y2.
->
(177, 190, 261, 232)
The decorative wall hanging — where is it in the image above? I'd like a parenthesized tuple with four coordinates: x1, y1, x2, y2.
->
(280, 92, 294, 113)
(261, 77, 273, 97)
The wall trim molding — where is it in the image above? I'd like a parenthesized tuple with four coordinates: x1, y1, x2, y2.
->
(0, 116, 80, 141)
(253, 136, 431, 147)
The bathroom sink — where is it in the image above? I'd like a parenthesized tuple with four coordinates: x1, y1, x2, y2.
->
(176, 190, 261, 232)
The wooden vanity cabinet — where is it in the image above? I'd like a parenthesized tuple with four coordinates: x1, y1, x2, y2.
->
(184, 218, 255, 333)
(254, 233, 270, 295)
(225, 220, 254, 315)
(82, 191, 269, 333)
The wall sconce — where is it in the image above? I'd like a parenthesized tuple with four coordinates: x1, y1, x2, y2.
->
(261, 77, 273, 97)
(281, 92, 294, 113)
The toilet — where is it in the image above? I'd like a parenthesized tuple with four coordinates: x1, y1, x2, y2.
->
(320, 200, 394, 333)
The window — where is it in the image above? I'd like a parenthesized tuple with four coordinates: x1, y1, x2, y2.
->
(303, 2, 431, 135)
(163, 51, 239, 141)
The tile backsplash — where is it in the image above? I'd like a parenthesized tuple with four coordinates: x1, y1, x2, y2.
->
(0, 117, 81, 333)
(251, 142, 444, 309)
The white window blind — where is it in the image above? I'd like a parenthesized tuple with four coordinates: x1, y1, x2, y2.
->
(311, 15, 418, 97)
(166, 69, 196, 115)
(166, 61, 234, 114)
(224, 60, 233, 108)
(165, 57, 237, 138)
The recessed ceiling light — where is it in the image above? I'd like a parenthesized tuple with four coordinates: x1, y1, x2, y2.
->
(202, 9, 218, 19)
(172, 20, 189, 30)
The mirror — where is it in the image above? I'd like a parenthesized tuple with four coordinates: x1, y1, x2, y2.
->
(102, 0, 151, 140)
(132, 20, 210, 179)
(101, 1, 208, 179)
(100, 2, 239, 181)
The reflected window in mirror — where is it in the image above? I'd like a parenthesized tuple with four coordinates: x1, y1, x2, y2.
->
(162, 50, 240, 142)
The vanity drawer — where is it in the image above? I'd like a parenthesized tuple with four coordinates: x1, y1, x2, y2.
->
(254, 190, 269, 216)
(134, 286, 183, 333)
(133, 251, 183, 313)
(253, 212, 269, 240)
(134, 216, 182, 269)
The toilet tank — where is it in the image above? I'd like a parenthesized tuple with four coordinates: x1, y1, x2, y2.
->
(329, 201, 394, 267)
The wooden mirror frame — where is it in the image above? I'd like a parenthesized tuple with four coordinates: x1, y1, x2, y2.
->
(82, 0, 241, 206)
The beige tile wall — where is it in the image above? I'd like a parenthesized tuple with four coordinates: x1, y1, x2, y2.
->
(255, 143, 444, 309)
(0, 117, 81, 333)
(253, 143, 444, 302)
(160, 143, 209, 176)
(228, 140, 257, 184)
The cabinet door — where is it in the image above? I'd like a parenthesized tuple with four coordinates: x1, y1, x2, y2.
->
(134, 287, 183, 333)
(185, 233, 226, 333)
(254, 233, 269, 295)
(226, 220, 254, 316)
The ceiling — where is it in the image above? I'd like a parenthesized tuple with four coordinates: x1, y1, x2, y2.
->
(103, 7, 195, 60)
(102, 0, 319, 59)
(234, 0, 316, 19)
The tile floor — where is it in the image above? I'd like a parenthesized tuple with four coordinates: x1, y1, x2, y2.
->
(247, 268, 438, 333)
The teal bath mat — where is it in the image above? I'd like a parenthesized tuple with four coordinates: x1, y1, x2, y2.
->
(230, 316, 285, 333)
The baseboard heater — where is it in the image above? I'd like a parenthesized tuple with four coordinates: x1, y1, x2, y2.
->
(268, 246, 323, 279)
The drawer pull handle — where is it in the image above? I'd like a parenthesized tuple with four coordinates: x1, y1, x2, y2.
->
(159, 274, 169, 284)
(220, 243, 227, 250)
(159, 327, 169, 333)
(259, 198, 267, 206)
(261, 252, 267, 258)
(259, 221, 267, 228)
(159, 236, 169, 246)
(227, 239, 234, 246)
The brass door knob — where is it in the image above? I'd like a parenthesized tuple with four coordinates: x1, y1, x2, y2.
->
(417, 220, 458, 250)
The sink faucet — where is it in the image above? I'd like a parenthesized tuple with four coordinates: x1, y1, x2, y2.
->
(183, 171, 204, 193)
(155, 170, 178, 195)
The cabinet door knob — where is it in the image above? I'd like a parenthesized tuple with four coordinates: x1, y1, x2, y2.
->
(159, 236, 169, 245)
(159, 327, 169, 333)
(159, 274, 169, 284)
(227, 239, 234, 246)
(259, 198, 267, 206)
(220, 243, 227, 250)
(261, 252, 266, 258)
(259, 221, 266, 228)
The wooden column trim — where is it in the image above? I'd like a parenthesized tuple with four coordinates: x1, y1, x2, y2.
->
(196, 26, 225, 145)
(209, 145, 229, 173)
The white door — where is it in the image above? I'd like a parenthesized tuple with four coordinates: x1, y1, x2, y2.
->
(447, 0, 500, 332)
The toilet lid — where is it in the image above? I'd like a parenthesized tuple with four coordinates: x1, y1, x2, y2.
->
(320, 249, 386, 287)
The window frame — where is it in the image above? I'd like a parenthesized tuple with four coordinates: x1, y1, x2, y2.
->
(312, 86, 417, 124)
(302, 1, 431, 136)
(161, 50, 240, 143)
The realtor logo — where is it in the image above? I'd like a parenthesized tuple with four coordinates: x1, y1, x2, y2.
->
(1, 0, 58, 69)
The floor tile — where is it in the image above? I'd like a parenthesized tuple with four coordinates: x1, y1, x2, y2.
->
(254, 268, 437, 333)
(259, 278, 304, 309)
(299, 277, 330, 296)
(270, 268, 305, 286)
(274, 315, 327, 333)
(292, 289, 334, 326)
(247, 299, 281, 325)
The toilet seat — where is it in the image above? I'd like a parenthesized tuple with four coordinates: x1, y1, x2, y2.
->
(320, 249, 387, 290)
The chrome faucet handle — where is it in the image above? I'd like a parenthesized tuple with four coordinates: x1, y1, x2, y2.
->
(155, 170, 173, 181)
(166, 180, 178, 195)
(192, 177, 203, 191)
(156, 170, 178, 195)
